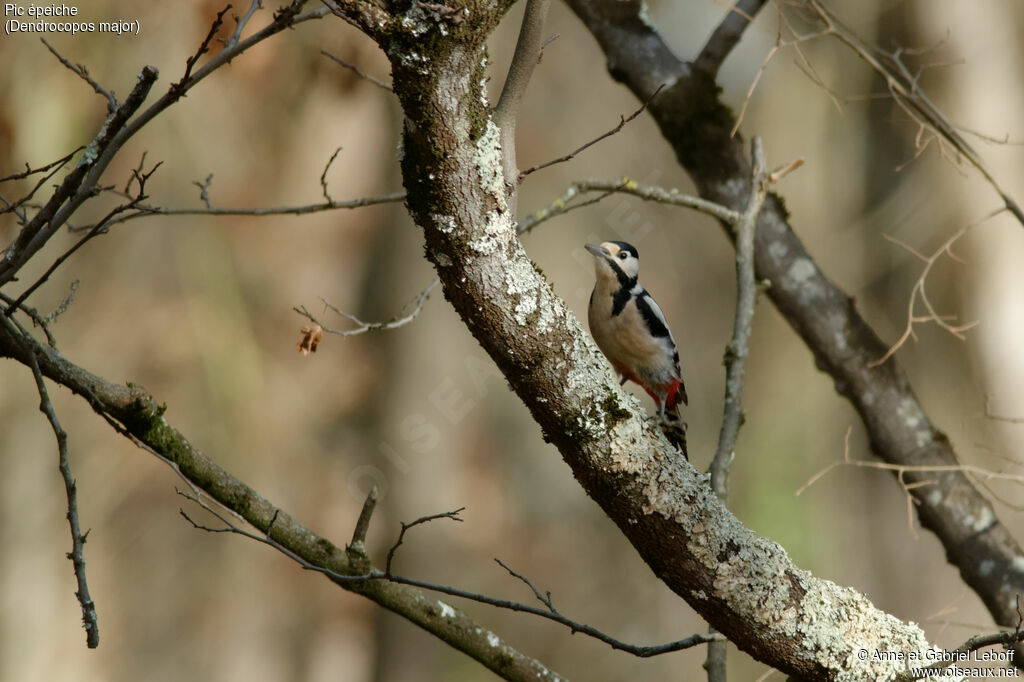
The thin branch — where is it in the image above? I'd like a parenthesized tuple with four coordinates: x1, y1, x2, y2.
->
(390, 571, 725, 658)
(493, 0, 552, 190)
(4, 160, 161, 317)
(40, 38, 117, 113)
(494, 558, 558, 614)
(807, 0, 1024, 229)
(349, 486, 379, 548)
(225, 0, 262, 47)
(0, 1, 330, 289)
(178, 486, 723, 659)
(0, 150, 82, 184)
(74, 191, 406, 231)
(729, 6, 832, 137)
(295, 277, 439, 339)
(26, 350, 98, 648)
(319, 147, 342, 203)
(517, 178, 742, 236)
(797, 426, 1024, 496)
(704, 135, 769, 682)
(0, 294, 58, 347)
(872, 207, 1003, 366)
(0, 318, 569, 682)
(519, 84, 665, 180)
(171, 5, 233, 97)
(0, 148, 82, 227)
(708, 137, 768, 496)
(694, 0, 770, 78)
(320, 50, 393, 91)
(384, 507, 465, 576)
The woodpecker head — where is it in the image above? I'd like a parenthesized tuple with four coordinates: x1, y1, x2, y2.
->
(585, 241, 640, 286)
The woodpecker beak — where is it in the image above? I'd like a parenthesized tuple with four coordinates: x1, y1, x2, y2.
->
(585, 243, 609, 258)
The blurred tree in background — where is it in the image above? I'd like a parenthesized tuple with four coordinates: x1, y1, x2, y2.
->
(3, 0, 1024, 680)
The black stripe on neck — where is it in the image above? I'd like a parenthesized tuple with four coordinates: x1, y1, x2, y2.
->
(606, 282, 630, 315)
(606, 257, 635, 290)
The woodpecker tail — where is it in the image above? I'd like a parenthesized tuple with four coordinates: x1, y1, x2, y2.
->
(659, 407, 688, 460)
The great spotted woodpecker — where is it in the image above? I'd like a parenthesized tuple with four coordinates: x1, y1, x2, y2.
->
(585, 241, 688, 458)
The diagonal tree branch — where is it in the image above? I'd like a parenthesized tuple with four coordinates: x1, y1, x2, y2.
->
(564, 0, 1024, 662)
(0, 316, 567, 682)
(381, 5, 949, 677)
(26, 349, 98, 649)
(0, 1, 330, 290)
(493, 0, 551, 212)
(693, 0, 770, 78)
(703, 136, 768, 682)
(806, 0, 1024, 228)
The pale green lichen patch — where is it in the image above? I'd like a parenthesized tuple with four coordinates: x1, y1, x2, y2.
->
(896, 395, 932, 448)
(631, 444, 940, 679)
(473, 119, 507, 211)
(780, 257, 826, 307)
(432, 213, 456, 234)
(468, 210, 510, 255)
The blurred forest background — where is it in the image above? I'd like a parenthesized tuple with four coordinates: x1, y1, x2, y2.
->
(3, 0, 1024, 680)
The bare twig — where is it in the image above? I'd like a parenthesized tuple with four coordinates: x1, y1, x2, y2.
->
(807, 0, 1024, 229)
(74, 190, 406, 231)
(0, 323, 565, 682)
(178, 487, 723, 658)
(0, 2, 329, 289)
(494, 558, 557, 613)
(26, 350, 98, 648)
(729, 6, 832, 137)
(320, 50, 392, 91)
(295, 277, 439, 338)
(0, 148, 82, 227)
(320, 147, 342, 203)
(194, 174, 214, 210)
(873, 207, 1004, 366)
(41, 38, 117, 112)
(517, 178, 741, 236)
(519, 84, 665, 180)
(704, 136, 769, 682)
(171, 5, 233, 97)
(694, 0, 770, 78)
(349, 486, 379, 548)
(0, 150, 82, 184)
(390, 571, 725, 657)
(0, 294, 57, 347)
(798, 423, 1024, 501)
(493, 0, 552, 197)
(4, 161, 161, 317)
(226, 0, 262, 47)
(384, 507, 465, 576)
(708, 137, 768, 496)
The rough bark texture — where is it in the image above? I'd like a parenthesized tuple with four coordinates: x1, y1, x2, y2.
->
(351, 3, 944, 679)
(566, 0, 1024, 640)
(0, 320, 566, 682)
(1, 0, 1001, 678)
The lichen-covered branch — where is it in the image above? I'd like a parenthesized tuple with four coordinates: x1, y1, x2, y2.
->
(0, 0, 329, 290)
(0, 317, 567, 682)
(370, 3, 947, 678)
(564, 0, 1024, 656)
(693, 0, 769, 78)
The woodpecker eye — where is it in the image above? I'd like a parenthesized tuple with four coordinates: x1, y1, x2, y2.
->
(618, 252, 628, 260)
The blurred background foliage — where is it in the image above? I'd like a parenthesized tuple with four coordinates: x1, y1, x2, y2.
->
(2, 0, 1024, 680)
